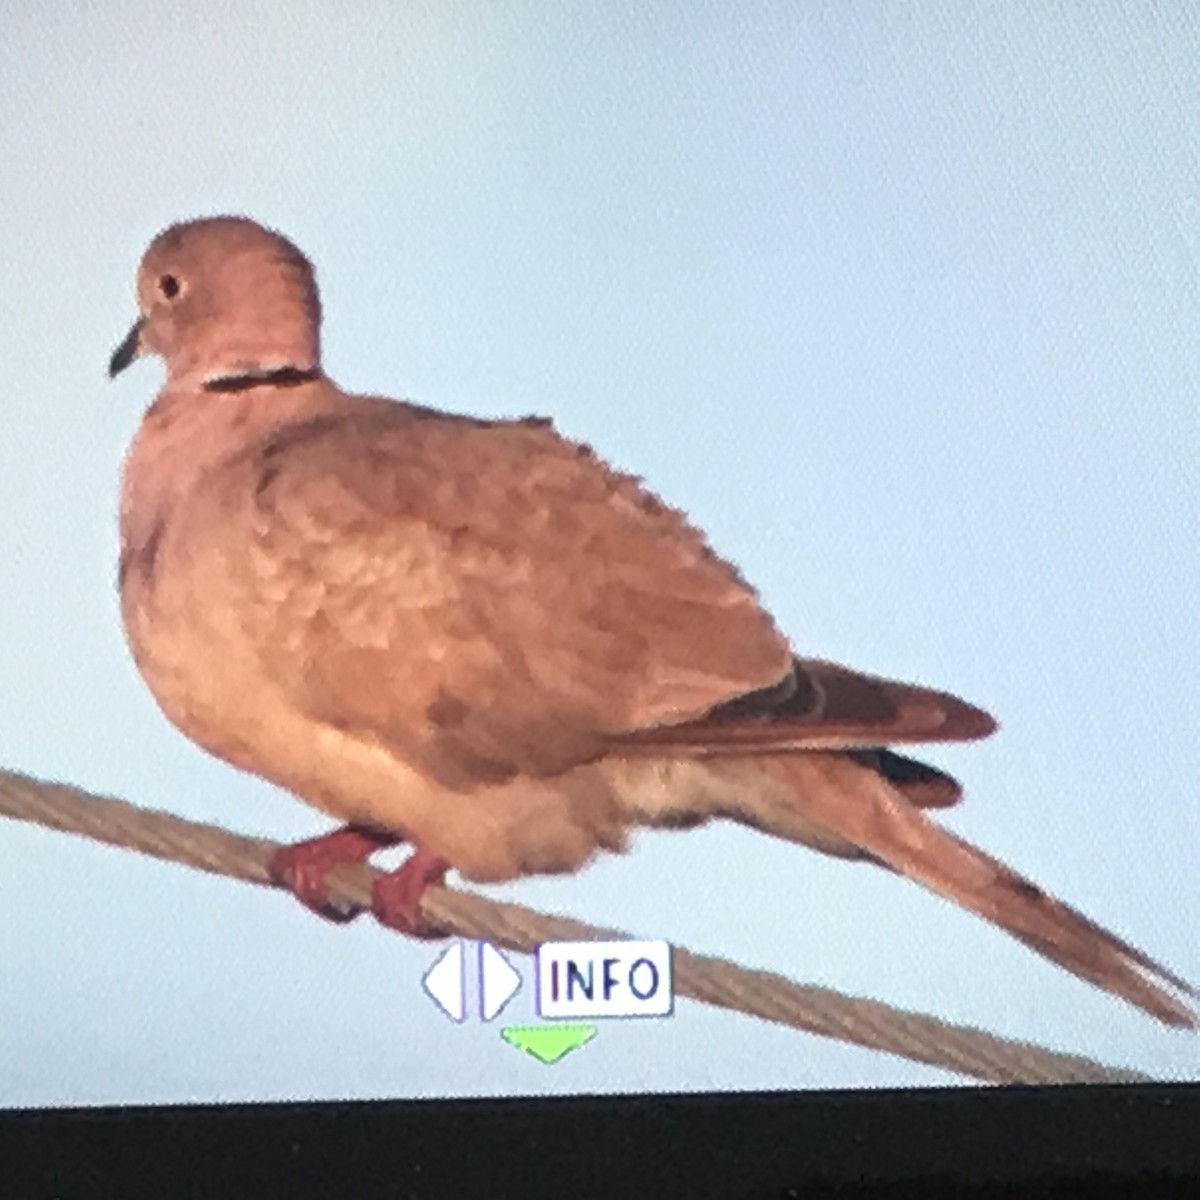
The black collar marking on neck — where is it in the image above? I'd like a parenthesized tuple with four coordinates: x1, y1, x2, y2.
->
(203, 366, 321, 393)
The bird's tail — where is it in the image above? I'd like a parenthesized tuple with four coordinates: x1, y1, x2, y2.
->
(613, 748, 1198, 1028)
(730, 751, 1199, 1027)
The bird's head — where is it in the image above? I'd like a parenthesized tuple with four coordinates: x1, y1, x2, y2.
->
(109, 215, 323, 389)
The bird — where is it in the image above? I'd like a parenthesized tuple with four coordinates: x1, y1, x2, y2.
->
(109, 214, 1198, 1028)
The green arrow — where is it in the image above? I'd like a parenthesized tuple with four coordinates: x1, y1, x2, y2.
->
(501, 1024, 597, 1064)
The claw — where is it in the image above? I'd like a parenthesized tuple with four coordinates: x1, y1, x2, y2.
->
(268, 825, 398, 922)
(370, 848, 451, 939)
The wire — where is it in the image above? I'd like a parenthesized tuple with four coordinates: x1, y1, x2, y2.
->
(0, 766, 1150, 1085)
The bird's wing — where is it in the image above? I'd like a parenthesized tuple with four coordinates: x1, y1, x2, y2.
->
(207, 403, 994, 791)
(205, 403, 804, 788)
(619, 656, 996, 756)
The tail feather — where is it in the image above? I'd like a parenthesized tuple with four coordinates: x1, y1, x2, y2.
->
(846, 748, 963, 809)
(737, 753, 1199, 1028)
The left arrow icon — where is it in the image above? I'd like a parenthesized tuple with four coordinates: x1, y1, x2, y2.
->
(423, 942, 466, 1022)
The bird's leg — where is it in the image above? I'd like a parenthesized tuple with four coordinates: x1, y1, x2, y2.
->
(268, 824, 397, 922)
(371, 848, 451, 940)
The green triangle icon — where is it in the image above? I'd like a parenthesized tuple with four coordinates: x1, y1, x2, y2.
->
(501, 1024, 597, 1064)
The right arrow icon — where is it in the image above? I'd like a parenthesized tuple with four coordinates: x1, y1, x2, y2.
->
(479, 943, 522, 1021)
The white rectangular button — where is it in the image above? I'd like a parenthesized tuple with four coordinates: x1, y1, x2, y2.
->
(536, 940, 673, 1018)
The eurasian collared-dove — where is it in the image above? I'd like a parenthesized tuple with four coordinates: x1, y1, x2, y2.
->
(109, 216, 1198, 1027)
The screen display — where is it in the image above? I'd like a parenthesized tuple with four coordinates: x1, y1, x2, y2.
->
(1, 4, 1196, 1107)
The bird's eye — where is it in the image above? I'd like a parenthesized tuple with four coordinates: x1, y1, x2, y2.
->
(158, 274, 181, 299)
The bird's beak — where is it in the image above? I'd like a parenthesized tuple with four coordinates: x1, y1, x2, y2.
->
(108, 318, 145, 378)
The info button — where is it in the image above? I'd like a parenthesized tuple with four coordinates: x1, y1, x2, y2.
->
(536, 940, 673, 1019)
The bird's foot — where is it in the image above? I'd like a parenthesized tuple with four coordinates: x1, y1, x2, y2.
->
(371, 848, 451, 940)
(268, 825, 397, 922)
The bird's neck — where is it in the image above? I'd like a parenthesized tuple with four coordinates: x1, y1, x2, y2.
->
(161, 290, 322, 391)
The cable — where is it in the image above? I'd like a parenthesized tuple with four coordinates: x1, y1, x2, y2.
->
(0, 766, 1150, 1085)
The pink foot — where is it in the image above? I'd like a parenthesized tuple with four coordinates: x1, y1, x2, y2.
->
(371, 848, 451, 939)
(268, 825, 398, 922)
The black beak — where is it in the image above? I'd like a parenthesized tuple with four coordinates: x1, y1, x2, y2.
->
(109, 319, 145, 377)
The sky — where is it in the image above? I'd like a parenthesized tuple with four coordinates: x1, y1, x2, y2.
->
(0, 1, 1197, 1106)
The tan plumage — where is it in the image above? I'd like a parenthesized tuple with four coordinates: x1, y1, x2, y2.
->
(110, 215, 1198, 1027)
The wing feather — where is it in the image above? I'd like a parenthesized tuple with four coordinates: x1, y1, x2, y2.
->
(618, 657, 997, 755)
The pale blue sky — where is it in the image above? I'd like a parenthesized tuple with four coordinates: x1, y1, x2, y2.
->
(0, 1, 1197, 1104)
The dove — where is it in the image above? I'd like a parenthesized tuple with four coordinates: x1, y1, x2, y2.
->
(109, 215, 1198, 1027)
